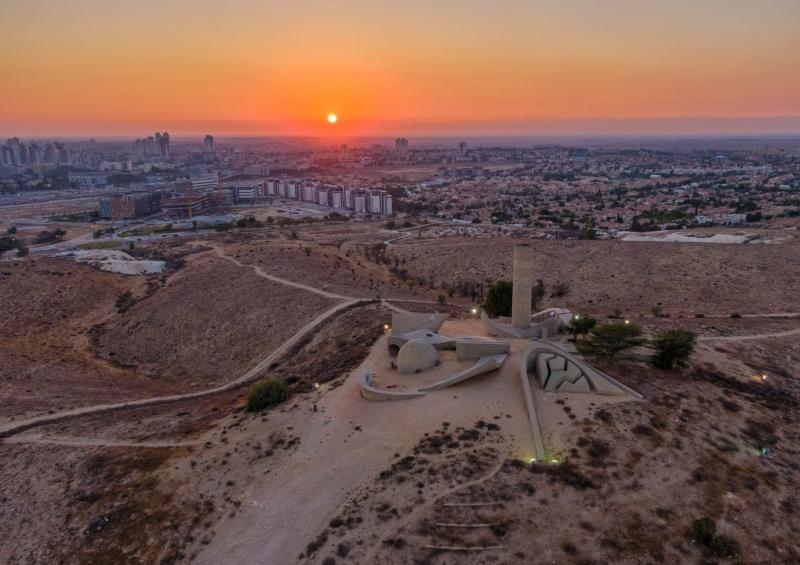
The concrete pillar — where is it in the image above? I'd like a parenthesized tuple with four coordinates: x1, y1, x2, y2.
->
(512, 243, 534, 328)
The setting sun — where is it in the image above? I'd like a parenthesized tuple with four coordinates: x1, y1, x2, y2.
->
(327, 113, 337, 124)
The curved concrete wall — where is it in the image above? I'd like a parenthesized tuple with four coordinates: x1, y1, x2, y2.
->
(455, 340, 509, 361)
(359, 371, 425, 401)
(391, 312, 448, 336)
(512, 243, 534, 329)
(521, 341, 644, 398)
(419, 354, 507, 392)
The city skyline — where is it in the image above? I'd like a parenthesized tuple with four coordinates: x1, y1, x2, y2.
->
(2, 0, 800, 137)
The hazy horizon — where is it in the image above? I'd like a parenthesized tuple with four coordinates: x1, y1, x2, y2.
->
(3, 0, 799, 138)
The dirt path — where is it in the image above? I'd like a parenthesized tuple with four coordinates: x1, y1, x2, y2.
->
(4, 433, 200, 448)
(0, 298, 358, 439)
(212, 245, 350, 300)
(193, 329, 532, 565)
(0, 244, 440, 440)
(698, 326, 800, 342)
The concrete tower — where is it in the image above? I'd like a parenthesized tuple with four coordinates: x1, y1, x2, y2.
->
(512, 243, 534, 329)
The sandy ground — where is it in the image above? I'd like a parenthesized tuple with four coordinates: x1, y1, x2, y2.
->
(193, 319, 536, 564)
(389, 237, 800, 315)
(2, 224, 798, 564)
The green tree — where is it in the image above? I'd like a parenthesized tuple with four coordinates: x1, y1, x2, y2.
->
(7, 226, 17, 234)
(16, 246, 29, 257)
(567, 315, 596, 341)
(115, 291, 135, 313)
(532, 279, 545, 311)
(246, 380, 291, 412)
(482, 280, 513, 317)
(652, 329, 695, 369)
(583, 323, 645, 360)
(0, 236, 15, 255)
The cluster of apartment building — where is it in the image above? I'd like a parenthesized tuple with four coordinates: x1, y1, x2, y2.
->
(265, 178, 393, 215)
(2, 138, 71, 168)
(98, 191, 163, 220)
(132, 132, 171, 160)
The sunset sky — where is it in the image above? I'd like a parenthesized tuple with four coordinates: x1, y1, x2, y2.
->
(2, 0, 799, 137)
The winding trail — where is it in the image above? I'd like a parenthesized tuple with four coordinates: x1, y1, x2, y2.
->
(698, 326, 800, 342)
(0, 298, 359, 439)
(213, 246, 349, 300)
(0, 243, 433, 441)
(4, 434, 200, 449)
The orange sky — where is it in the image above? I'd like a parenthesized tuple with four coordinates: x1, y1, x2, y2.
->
(2, 0, 799, 136)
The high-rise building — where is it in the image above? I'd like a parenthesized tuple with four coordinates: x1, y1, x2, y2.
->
(369, 191, 382, 215)
(459, 141, 468, 156)
(28, 143, 41, 165)
(395, 137, 409, 156)
(353, 192, 367, 214)
(154, 132, 170, 159)
(156, 132, 170, 159)
(204, 134, 214, 153)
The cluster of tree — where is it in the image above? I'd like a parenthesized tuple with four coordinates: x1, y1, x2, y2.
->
(93, 226, 115, 239)
(482, 279, 546, 317)
(570, 315, 696, 369)
(0, 231, 28, 257)
(34, 228, 66, 244)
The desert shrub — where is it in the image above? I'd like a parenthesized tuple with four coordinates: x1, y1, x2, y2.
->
(482, 280, 513, 317)
(115, 291, 135, 313)
(16, 246, 28, 257)
(568, 315, 596, 340)
(246, 379, 291, 412)
(686, 517, 740, 558)
(730, 313, 742, 319)
(551, 281, 570, 297)
(582, 323, 645, 360)
(532, 279, 545, 310)
(34, 228, 66, 244)
(0, 236, 15, 255)
(652, 329, 695, 369)
(709, 534, 740, 558)
(687, 516, 716, 546)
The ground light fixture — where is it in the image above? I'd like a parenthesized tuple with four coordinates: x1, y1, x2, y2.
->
(383, 323, 390, 331)
(624, 319, 631, 325)
(313, 382, 320, 390)
(470, 307, 478, 315)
